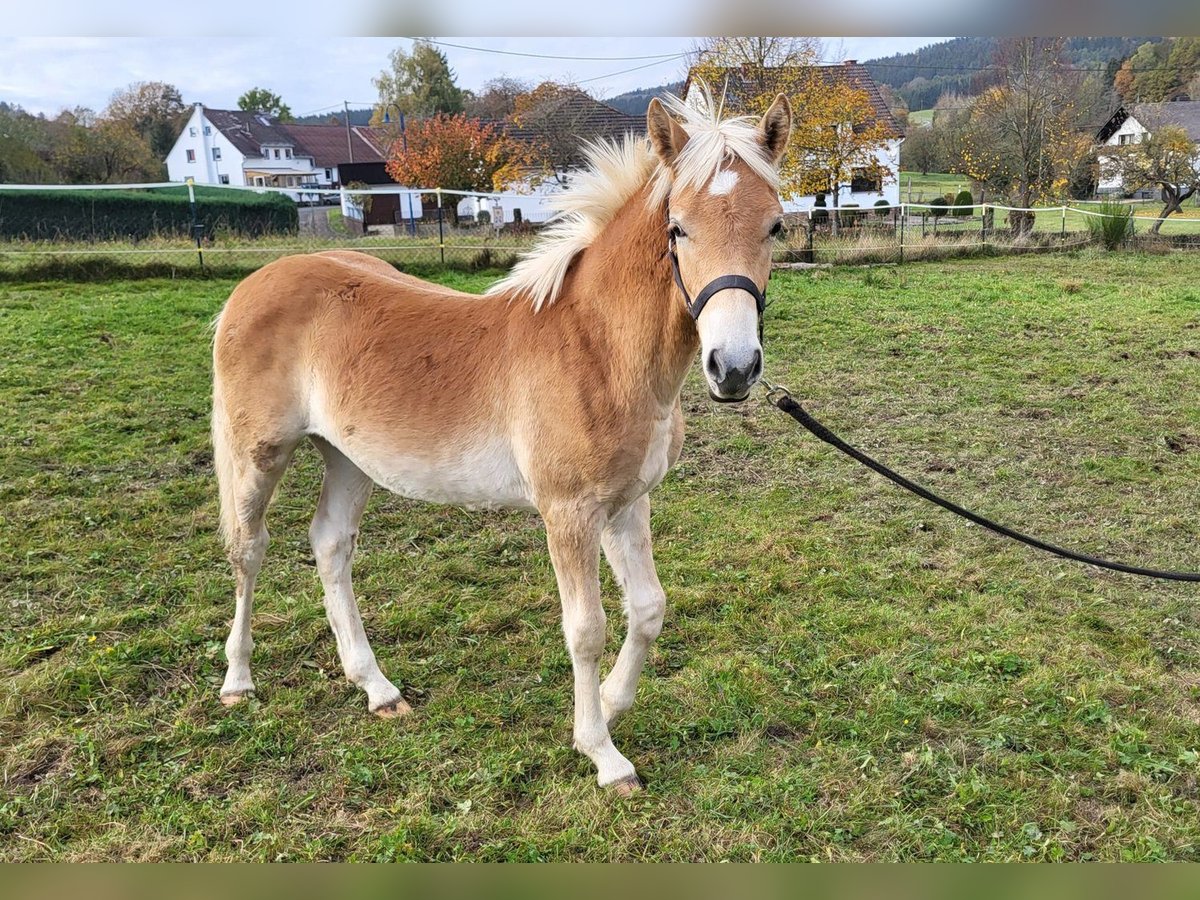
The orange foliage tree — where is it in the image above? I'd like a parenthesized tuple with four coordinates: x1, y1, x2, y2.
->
(384, 113, 533, 222)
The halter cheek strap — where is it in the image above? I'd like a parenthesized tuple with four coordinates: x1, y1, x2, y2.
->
(667, 230, 768, 324)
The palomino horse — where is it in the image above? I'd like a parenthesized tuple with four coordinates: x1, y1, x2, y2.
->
(211, 90, 793, 792)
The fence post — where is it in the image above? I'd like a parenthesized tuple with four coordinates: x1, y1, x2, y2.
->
(186, 177, 203, 270)
(899, 204, 905, 264)
(806, 210, 814, 264)
(1061, 205, 1067, 243)
(436, 189, 445, 264)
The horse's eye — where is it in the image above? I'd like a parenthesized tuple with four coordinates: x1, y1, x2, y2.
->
(669, 223, 687, 240)
(769, 220, 784, 239)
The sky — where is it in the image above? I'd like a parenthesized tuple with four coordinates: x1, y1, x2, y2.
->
(0, 37, 943, 118)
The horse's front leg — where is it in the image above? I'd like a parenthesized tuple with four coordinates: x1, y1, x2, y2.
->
(543, 502, 641, 793)
(599, 494, 665, 727)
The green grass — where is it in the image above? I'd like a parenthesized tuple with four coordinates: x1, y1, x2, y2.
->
(907, 110, 936, 127)
(5, 253, 1200, 861)
(899, 172, 973, 203)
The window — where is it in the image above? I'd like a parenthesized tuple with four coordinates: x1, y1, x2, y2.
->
(273, 149, 280, 159)
(212, 147, 221, 161)
(189, 127, 196, 137)
(186, 149, 195, 163)
(324, 168, 332, 180)
(203, 126, 211, 135)
(254, 176, 265, 186)
(850, 168, 881, 193)
(219, 174, 230, 184)
(284, 148, 292, 159)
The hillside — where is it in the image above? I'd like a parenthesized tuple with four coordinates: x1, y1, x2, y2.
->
(602, 81, 684, 116)
(865, 37, 1159, 111)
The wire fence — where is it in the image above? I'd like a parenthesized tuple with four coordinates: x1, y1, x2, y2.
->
(1, 182, 1199, 281)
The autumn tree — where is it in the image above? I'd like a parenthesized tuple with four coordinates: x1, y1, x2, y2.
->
(465, 76, 529, 120)
(373, 39, 464, 122)
(384, 114, 531, 223)
(510, 82, 609, 184)
(962, 38, 1089, 232)
(104, 81, 189, 159)
(53, 115, 160, 183)
(1106, 122, 1200, 234)
(691, 38, 895, 229)
(237, 88, 292, 122)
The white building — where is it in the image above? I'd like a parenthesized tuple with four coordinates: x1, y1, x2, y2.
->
(682, 61, 905, 213)
(1096, 102, 1200, 197)
(164, 104, 389, 189)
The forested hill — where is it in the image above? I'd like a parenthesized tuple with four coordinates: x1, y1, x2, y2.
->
(865, 37, 1160, 110)
(603, 81, 685, 116)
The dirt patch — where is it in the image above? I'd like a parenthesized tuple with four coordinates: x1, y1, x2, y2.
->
(9, 743, 67, 788)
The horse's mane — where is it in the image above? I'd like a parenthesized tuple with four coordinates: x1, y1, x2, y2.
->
(485, 87, 780, 311)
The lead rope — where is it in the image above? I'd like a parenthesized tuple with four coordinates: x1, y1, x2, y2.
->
(761, 380, 1200, 582)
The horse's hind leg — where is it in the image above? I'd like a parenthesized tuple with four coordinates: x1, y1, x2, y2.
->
(309, 437, 410, 718)
(217, 441, 296, 706)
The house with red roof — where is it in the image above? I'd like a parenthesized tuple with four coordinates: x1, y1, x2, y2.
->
(164, 103, 391, 190)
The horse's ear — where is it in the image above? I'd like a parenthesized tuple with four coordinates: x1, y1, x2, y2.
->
(647, 98, 689, 166)
(759, 94, 793, 165)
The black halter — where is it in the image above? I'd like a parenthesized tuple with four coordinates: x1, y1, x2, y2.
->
(667, 227, 768, 329)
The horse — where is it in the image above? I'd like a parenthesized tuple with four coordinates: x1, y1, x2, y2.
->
(210, 89, 793, 793)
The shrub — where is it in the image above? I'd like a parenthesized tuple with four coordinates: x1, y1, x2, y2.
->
(929, 197, 948, 218)
(952, 190, 974, 217)
(476, 209, 491, 226)
(874, 199, 891, 218)
(1084, 198, 1133, 251)
(0, 186, 297, 241)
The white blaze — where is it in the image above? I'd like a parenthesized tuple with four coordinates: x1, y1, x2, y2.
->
(708, 169, 739, 196)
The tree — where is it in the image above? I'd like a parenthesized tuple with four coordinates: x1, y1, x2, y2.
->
(384, 114, 531, 223)
(373, 39, 464, 121)
(237, 88, 292, 122)
(689, 37, 894, 230)
(53, 116, 160, 183)
(510, 82, 607, 184)
(104, 81, 188, 160)
(901, 124, 940, 175)
(0, 103, 57, 182)
(961, 38, 1089, 232)
(465, 76, 529, 120)
(1107, 123, 1200, 234)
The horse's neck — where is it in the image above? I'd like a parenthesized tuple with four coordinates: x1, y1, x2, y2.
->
(569, 186, 698, 406)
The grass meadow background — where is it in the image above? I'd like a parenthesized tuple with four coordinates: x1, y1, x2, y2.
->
(4, 252, 1200, 860)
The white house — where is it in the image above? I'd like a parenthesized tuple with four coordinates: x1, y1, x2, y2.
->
(164, 104, 389, 190)
(681, 61, 905, 213)
(1096, 102, 1200, 197)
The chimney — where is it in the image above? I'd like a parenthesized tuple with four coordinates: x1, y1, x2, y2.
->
(844, 59, 857, 66)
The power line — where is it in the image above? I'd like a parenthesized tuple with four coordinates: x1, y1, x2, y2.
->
(421, 38, 687, 63)
(575, 55, 689, 85)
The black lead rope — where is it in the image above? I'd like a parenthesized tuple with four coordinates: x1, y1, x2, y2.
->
(767, 390, 1200, 582)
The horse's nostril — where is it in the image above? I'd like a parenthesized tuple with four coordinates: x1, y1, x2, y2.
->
(705, 349, 726, 382)
(749, 350, 763, 381)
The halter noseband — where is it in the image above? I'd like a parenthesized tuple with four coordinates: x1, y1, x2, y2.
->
(666, 224, 768, 328)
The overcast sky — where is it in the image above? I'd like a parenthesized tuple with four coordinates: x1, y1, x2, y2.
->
(1, 37, 943, 117)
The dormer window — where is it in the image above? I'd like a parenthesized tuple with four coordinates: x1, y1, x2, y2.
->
(273, 149, 280, 159)
(285, 148, 292, 159)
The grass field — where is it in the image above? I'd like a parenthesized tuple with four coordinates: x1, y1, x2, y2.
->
(5, 253, 1200, 861)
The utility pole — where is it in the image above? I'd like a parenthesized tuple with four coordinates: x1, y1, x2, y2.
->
(344, 101, 354, 164)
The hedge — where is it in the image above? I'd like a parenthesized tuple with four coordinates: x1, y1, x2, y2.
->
(0, 185, 298, 241)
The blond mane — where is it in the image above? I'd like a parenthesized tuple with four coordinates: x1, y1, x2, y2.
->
(486, 88, 779, 311)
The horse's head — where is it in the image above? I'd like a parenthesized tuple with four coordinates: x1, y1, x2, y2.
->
(647, 92, 792, 402)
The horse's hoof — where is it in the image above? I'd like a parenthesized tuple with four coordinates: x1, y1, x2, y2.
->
(607, 775, 643, 797)
(220, 690, 254, 707)
(372, 698, 413, 719)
